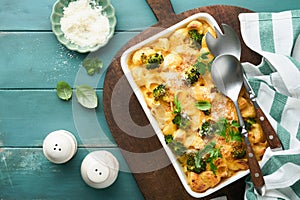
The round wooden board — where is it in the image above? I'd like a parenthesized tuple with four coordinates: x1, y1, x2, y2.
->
(103, 2, 261, 200)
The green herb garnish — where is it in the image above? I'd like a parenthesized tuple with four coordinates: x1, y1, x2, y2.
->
(56, 81, 72, 101)
(75, 85, 98, 109)
(168, 140, 187, 156)
(194, 142, 222, 174)
(193, 52, 214, 75)
(195, 100, 211, 115)
(82, 57, 103, 76)
(216, 118, 242, 142)
(172, 95, 190, 129)
(200, 52, 210, 59)
(187, 153, 206, 174)
(173, 95, 181, 114)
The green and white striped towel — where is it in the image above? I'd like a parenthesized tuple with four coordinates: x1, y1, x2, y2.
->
(239, 10, 300, 200)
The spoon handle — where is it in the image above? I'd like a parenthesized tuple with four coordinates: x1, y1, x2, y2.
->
(243, 130, 265, 195)
(234, 101, 265, 195)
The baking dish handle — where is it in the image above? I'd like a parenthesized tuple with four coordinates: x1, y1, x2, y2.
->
(146, 0, 177, 22)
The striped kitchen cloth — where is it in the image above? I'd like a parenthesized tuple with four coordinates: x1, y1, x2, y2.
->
(239, 10, 300, 200)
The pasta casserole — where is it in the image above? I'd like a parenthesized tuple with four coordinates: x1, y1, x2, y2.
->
(124, 16, 268, 193)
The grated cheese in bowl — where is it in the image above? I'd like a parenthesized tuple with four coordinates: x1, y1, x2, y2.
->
(60, 0, 110, 47)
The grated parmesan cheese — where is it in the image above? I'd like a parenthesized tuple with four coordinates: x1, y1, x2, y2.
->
(60, 0, 110, 47)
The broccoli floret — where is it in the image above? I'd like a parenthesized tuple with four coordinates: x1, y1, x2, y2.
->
(232, 142, 246, 159)
(188, 29, 204, 44)
(172, 113, 190, 129)
(188, 29, 204, 49)
(168, 140, 186, 156)
(148, 53, 164, 64)
(245, 118, 256, 131)
(233, 147, 246, 159)
(185, 65, 200, 85)
(164, 134, 173, 144)
(199, 121, 213, 136)
(153, 84, 166, 101)
(187, 154, 206, 174)
(141, 53, 164, 70)
(165, 135, 186, 156)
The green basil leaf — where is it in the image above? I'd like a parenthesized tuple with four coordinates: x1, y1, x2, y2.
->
(194, 61, 207, 75)
(229, 129, 243, 142)
(200, 52, 210, 60)
(195, 100, 211, 111)
(75, 85, 98, 109)
(56, 81, 72, 101)
(82, 57, 103, 76)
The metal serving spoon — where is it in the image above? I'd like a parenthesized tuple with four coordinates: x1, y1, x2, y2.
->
(211, 55, 265, 195)
(206, 24, 283, 151)
(206, 24, 241, 58)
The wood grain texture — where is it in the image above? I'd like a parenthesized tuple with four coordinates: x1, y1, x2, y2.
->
(0, 0, 157, 31)
(0, 90, 114, 147)
(103, 4, 261, 200)
(255, 108, 283, 150)
(0, 147, 144, 199)
(244, 137, 265, 191)
(2, 0, 300, 31)
(0, 32, 138, 89)
(1, 0, 300, 199)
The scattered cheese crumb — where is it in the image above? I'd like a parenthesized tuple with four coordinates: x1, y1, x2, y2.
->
(60, 0, 110, 47)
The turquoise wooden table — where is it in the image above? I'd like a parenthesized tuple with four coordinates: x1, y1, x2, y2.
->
(1, 0, 300, 199)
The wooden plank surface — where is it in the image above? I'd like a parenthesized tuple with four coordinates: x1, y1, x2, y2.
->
(0, 32, 138, 89)
(0, 0, 145, 198)
(1, 0, 300, 199)
(0, 90, 115, 147)
(0, 148, 144, 200)
(0, 0, 157, 31)
(2, 0, 300, 31)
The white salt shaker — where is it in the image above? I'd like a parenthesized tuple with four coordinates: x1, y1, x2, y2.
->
(42, 130, 77, 164)
(81, 150, 119, 189)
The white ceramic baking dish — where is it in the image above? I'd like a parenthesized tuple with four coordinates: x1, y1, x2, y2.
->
(120, 13, 250, 198)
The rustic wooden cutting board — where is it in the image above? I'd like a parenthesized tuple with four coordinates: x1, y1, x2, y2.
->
(103, 1, 261, 199)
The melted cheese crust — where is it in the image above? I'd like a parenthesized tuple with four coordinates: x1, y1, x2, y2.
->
(127, 19, 267, 193)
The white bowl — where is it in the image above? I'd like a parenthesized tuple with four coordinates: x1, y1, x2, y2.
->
(50, 0, 117, 53)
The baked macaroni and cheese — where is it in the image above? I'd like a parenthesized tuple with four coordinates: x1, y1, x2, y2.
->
(124, 17, 267, 193)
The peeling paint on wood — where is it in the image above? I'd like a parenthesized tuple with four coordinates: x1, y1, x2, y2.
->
(0, 148, 143, 199)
